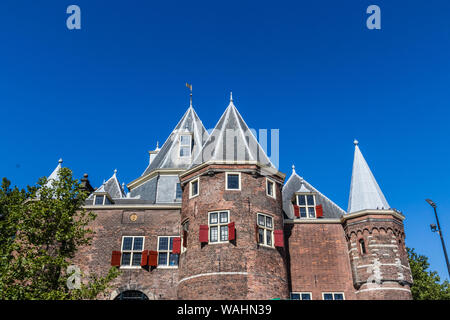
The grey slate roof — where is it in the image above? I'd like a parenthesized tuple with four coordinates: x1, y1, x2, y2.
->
(88, 170, 126, 200)
(190, 98, 276, 170)
(142, 106, 209, 175)
(347, 140, 390, 213)
(282, 167, 346, 219)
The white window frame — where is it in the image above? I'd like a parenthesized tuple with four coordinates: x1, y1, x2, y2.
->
(225, 172, 241, 191)
(290, 292, 312, 300)
(179, 134, 192, 158)
(189, 178, 199, 199)
(93, 194, 112, 206)
(120, 236, 145, 269)
(322, 292, 345, 300)
(208, 210, 230, 244)
(157, 236, 179, 268)
(266, 178, 276, 199)
(257, 213, 274, 248)
(296, 193, 317, 219)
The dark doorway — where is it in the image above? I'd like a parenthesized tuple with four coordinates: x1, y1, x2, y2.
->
(114, 290, 149, 300)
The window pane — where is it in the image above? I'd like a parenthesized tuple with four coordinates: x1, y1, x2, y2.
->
(176, 183, 182, 199)
(306, 195, 314, 205)
(169, 237, 174, 251)
(267, 181, 273, 196)
(104, 197, 111, 205)
(180, 135, 191, 146)
(301, 293, 311, 300)
(308, 207, 316, 218)
(210, 212, 218, 224)
(133, 237, 143, 251)
(227, 174, 240, 189)
(132, 253, 142, 266)
(220, 225, 228, 241)
(258, 214, 265, 226)
(258, 228, 264, 244)
(180, 146, 191, 157)
(266, 230, 272, 246)
(300, 207, 307, 218)
(334, 294, 344, 300)
(220, 212, 228, 223)
(191, 181, 198, 195)
(122, 237, 133, 251)
(121, 253, 131, 266)
(210, 226, 218, 242)
(290, 293, 300, 300)
(169, 253, 179, 266)
(323, 293, 333, 300)
(95, 195, 104, 205)
(158, 252, 168, 266)
(266, 216, 273, 228)
(298, 195, 306, 205)
(159, 237, 168, 251)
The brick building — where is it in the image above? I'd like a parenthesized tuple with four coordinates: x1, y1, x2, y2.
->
(48, 94, 413, 300)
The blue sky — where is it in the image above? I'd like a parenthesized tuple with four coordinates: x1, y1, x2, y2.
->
(1, 1, 449, 280)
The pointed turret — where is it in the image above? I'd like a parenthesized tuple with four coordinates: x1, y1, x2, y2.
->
(190, 95, 275, 170)
(347, 140, 389, 213)
(44, 158, 63, 188)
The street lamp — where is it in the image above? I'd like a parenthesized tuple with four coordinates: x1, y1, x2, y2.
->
(425, 199, 450, 277)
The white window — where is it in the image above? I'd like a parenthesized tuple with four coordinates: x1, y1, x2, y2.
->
(189, 178, 199, 198)
(179, 135, 192, 157)
(181, 220, 189, 253)
(290, 292, 312, 300)
(93, 194, 111, 205)
(225, 172, 241, 190)
(121, 236, 144, 267)
(175, 183, 182, 200)
(208, 211, 230, 243)
(157, 236, 179, 267)
(257, 213, 273, 247)
(296, 194, 316, 218)
(266, 178, 276, 198)
(322, 292, 345, 300)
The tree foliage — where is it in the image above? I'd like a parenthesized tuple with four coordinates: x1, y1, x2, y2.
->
(408, 247, 450, 300)
(0, 168, 119, 299)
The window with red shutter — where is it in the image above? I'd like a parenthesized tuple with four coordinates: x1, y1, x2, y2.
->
(199, 225, 209, 243)
(228, 222, 235, 241)
(274, 230, 284, 248)
(140, 250, 149, 267)
(316, 204, 323, 218)
(293, 205, 300, 218)
(148, 250, 158, 267)
(172, 237, 181, 254)
(111, 251, 121, 266)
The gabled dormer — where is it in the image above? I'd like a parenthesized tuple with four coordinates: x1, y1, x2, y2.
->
(292, 183, 320, 219)
(88, 169, 126, 206)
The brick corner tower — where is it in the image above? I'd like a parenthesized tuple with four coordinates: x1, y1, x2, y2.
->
(177, 94, 289, 299)
(343, 140, 413, 300)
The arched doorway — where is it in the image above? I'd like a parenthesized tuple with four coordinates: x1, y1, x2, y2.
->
(114, 290, 149, 300)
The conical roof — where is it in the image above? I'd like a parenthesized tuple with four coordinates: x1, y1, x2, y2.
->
(190, 97, 275, 170)
(142, 106, 208, 175)
(347, 140, 390, 213)
(44, 158, 63, 188)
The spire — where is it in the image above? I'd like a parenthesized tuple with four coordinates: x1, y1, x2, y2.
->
(186, 82, 193, 107)
(292, 164, 296, 174)
(230, 91, 233, 102)
(348, 141, 390, 213)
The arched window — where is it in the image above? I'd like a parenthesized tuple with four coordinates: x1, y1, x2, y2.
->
(359, 239, 367, 255)
(114, 290, 149, 300)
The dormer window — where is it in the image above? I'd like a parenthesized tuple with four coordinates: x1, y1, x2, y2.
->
(93, 194, 112, 205)
(179, 135, 192, 157)
(296, 194, 316, 218)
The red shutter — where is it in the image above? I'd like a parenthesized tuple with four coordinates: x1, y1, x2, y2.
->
(183, 230, 188, 248)
(148, 250, 158, 267)
(172, 237, 181, 254)
(274, 230, 284, 248)
(228, 222, 235, 241)
(293, 205, 300, 218)
(140, 250, 149, 267)
(111, 251, 121, 266)
(316, 204, 323, 218)
(199, 225, 209, 243)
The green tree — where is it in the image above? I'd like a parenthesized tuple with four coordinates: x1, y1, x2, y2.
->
(408, 247, 450, 300)
(0, 168, 119, 299)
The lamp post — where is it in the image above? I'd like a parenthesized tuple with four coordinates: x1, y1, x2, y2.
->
(425, 199, 450, 277)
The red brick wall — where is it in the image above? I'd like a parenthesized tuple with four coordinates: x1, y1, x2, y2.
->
(178, 165, 289, 300)
(286, 222, 357, 300)
(72, 208, 181, 300)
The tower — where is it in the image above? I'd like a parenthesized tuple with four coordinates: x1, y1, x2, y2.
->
(343, 140, 413, 299)
(177, 95, 289, 299)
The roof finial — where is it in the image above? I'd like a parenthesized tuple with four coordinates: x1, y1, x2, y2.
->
(230, 91, 233, 102)
(58, 158, 63, 164)
(354, 139, 359, 146)
(292, 164, 296, 173)
(186, 83, 193, 107)
(156, 141, 159, 149)
(114, 169, 117, 175)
